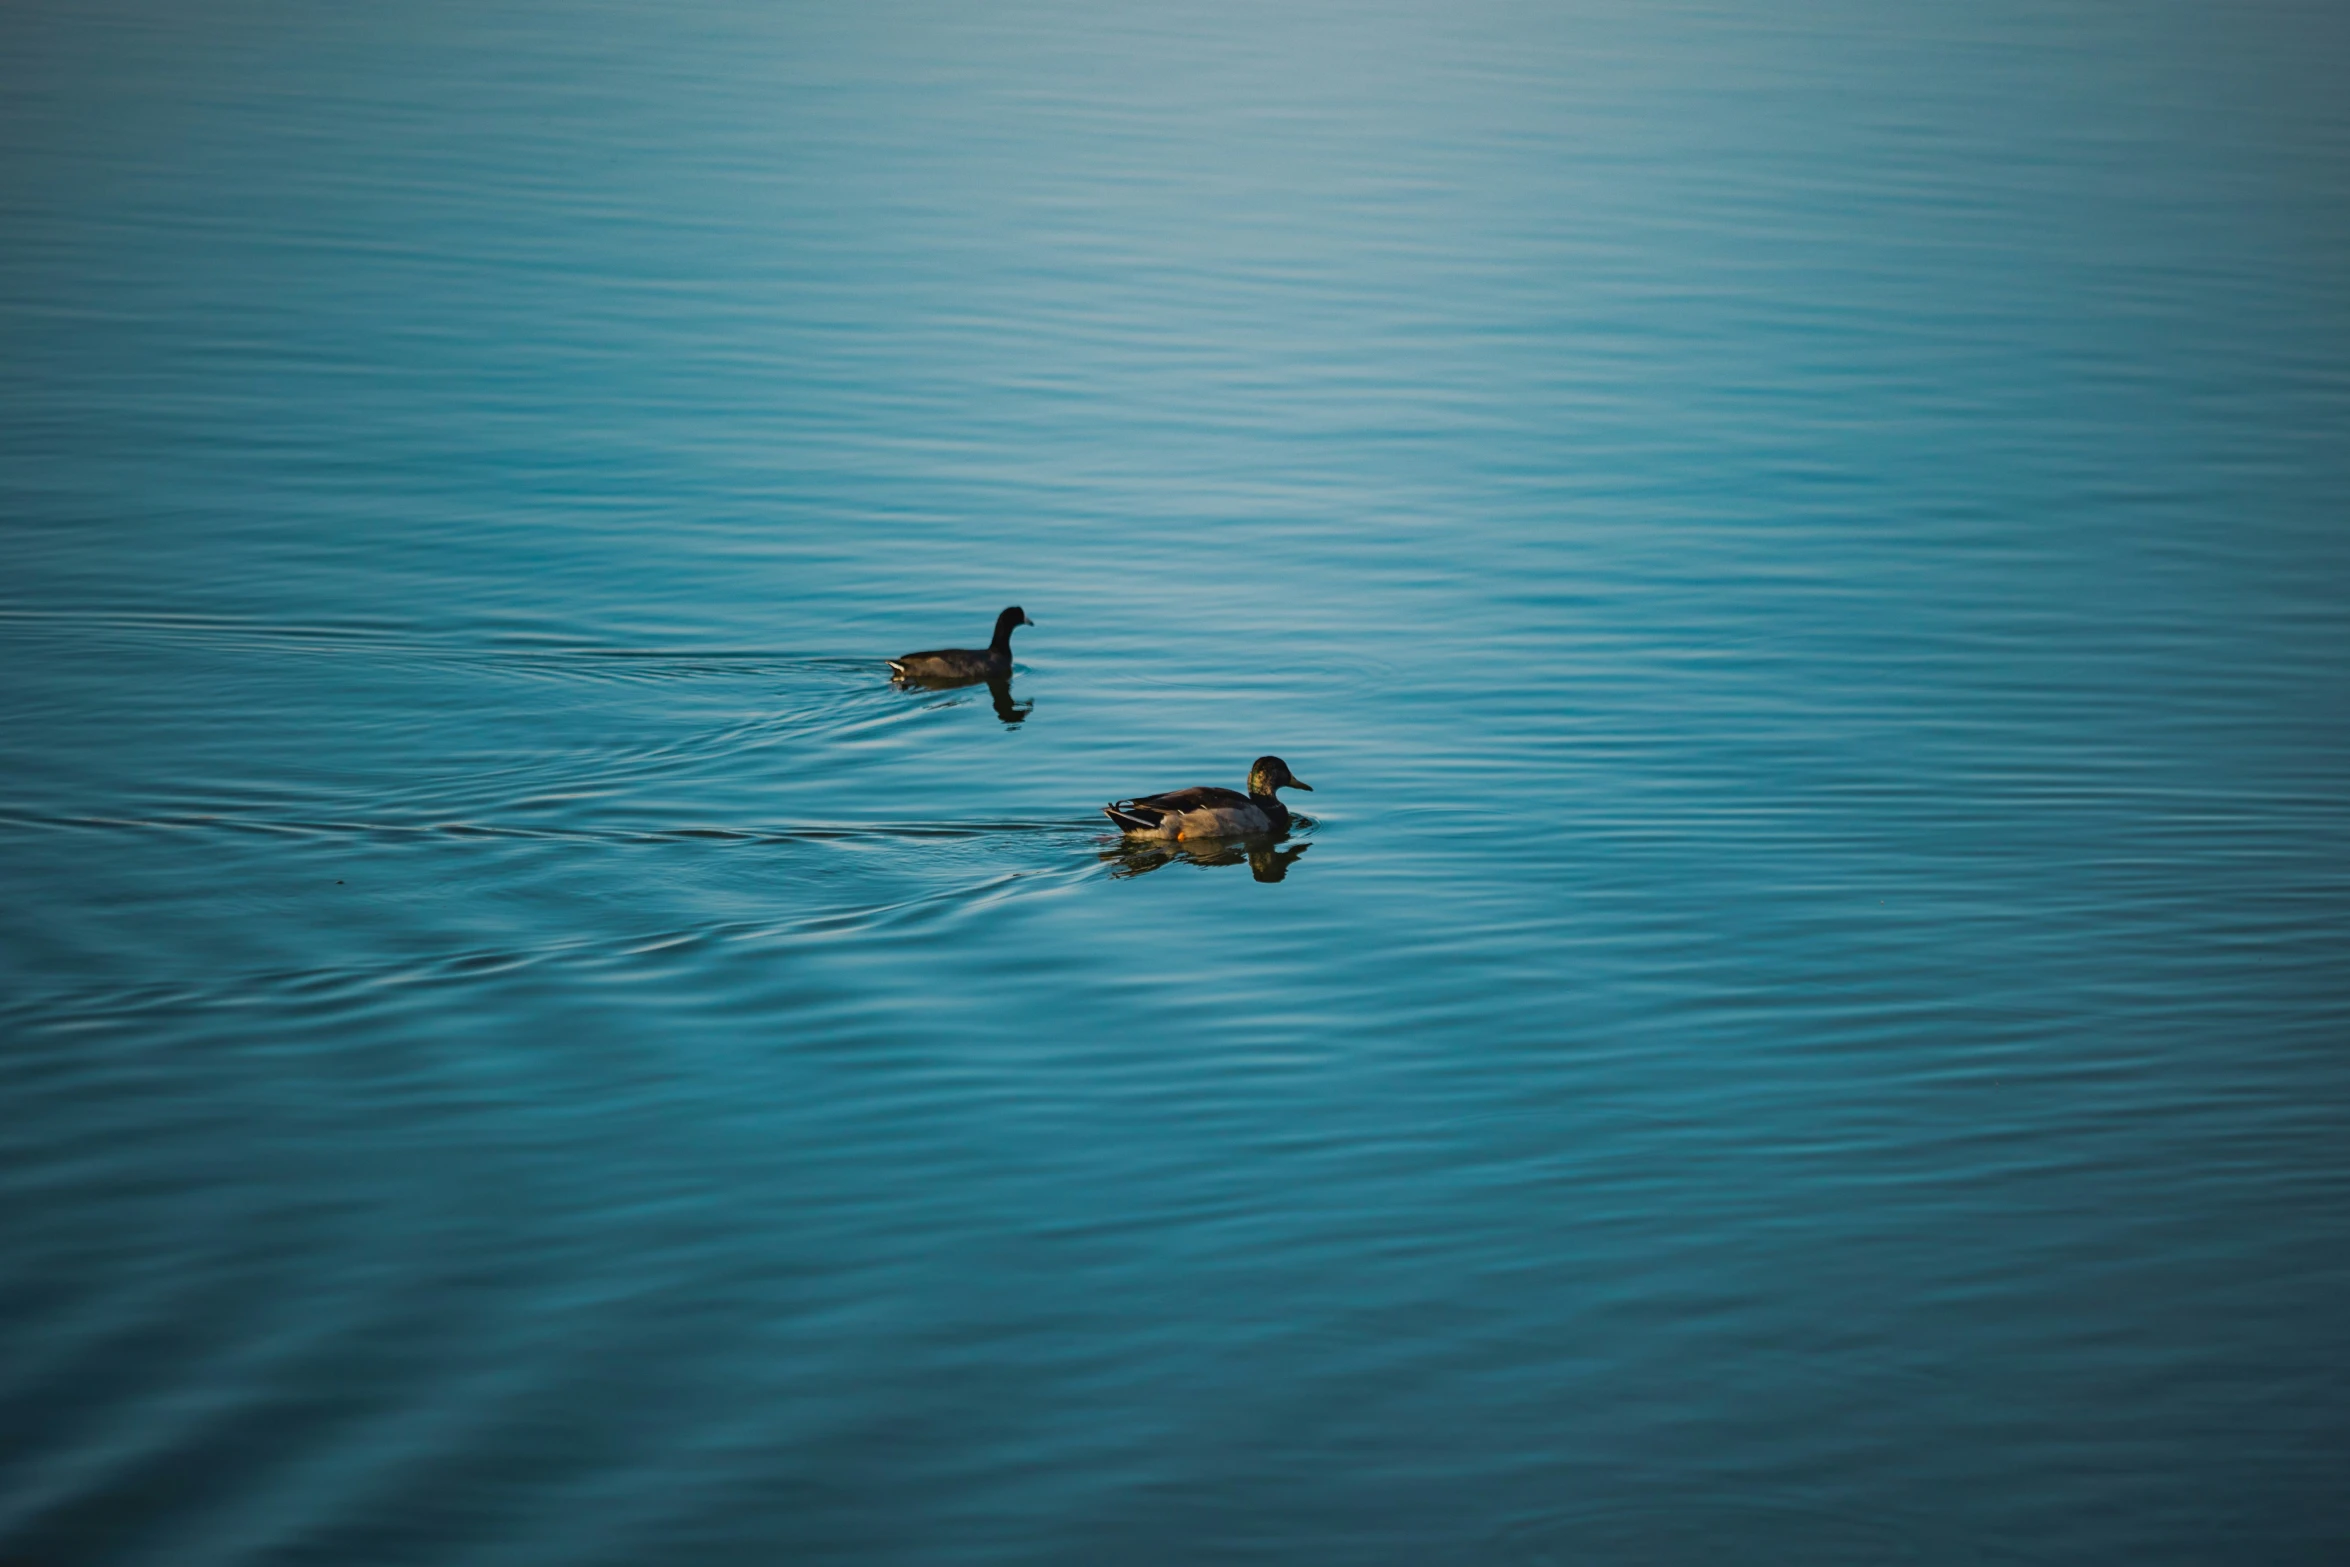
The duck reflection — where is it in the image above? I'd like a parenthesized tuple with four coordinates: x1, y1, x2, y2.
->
(890, 670, 1031, 725)
(1101, 834, 1311, 883)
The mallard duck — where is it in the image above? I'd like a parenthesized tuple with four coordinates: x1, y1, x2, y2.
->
(1103, 756, 1313, 839)
(887, 606, 1033, 683)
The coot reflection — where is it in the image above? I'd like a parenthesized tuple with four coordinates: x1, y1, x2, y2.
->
(1102, 835, 1312, 883)
(888, 671, 1031, 725)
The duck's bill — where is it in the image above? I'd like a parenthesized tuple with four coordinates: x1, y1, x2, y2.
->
(1290, 779, 1313, 791)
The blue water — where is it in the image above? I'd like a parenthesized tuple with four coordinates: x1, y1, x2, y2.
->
(5, 1, 2349, 1561)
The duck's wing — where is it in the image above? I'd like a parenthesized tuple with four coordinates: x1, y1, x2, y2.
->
(1123, 785, 1251, 815)
(1103, 784, 1254, 834)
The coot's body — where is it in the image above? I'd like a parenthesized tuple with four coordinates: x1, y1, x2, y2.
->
(888, 606, 1032, 682)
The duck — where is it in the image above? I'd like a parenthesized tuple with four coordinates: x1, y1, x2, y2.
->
(1104, 756, 1313, 840)
(887, 606, 1033, 683)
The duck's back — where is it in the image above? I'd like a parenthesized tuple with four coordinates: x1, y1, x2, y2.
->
(1131, 785, 1249, 815)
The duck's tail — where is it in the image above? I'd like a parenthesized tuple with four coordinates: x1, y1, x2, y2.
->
(885, 659, 909, 679)
(1103, 802, 1163, 834)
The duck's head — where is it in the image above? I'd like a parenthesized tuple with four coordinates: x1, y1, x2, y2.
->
(1248, 755, 1312, 796)
(996, 606, 1035, 636)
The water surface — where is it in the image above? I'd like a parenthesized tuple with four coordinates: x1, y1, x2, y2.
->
(5, 1, 2349, 1561)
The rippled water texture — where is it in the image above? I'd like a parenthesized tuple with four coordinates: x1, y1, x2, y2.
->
(5, 1, 2349, 1561)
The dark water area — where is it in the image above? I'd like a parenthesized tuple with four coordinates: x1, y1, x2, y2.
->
(5, 1, 2350, 1561)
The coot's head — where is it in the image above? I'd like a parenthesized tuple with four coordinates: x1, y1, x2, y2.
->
(996, 606, 1034, 636)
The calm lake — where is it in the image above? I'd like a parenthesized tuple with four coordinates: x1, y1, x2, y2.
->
(4, 1, 2348, 1561)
